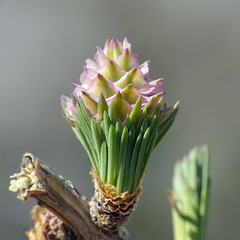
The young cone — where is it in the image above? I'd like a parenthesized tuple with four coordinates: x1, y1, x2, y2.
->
(62, 38, 179, 233)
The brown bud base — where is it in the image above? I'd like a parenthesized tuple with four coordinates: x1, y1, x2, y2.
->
(26, 206, 76, 240)
(90, 172, 142, 234)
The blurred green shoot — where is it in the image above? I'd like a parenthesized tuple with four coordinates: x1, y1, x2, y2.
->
(168, 145, 210, 240)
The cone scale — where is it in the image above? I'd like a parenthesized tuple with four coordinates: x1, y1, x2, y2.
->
(62, 38, 179, 233)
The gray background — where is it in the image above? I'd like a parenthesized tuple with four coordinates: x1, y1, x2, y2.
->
(1, 0, 240, 239)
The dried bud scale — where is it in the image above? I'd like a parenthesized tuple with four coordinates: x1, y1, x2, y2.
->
(26, 206, 75, 240)
(89, 171, 142, 234)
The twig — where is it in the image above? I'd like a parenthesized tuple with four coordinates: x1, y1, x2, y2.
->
(9, 153, 133, 240)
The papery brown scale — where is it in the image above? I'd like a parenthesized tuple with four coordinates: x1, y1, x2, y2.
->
(89, 171, 142, 234)
(25, 206, 76, 240)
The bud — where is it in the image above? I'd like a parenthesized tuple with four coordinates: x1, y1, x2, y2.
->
(62, 38, 179, 233)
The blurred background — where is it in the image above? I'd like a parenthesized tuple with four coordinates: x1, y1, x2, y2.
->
(1, 0, 240, 239)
